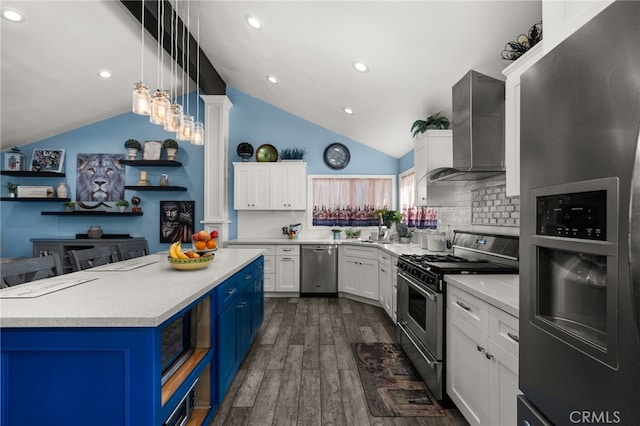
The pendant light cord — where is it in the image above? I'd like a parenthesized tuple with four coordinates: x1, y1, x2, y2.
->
(196, 0, 200, 123)
(140, 0, 144, 82)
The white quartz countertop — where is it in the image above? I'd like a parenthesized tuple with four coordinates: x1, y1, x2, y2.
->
(227, 238, 443, 257)
(444, 274, 520, 317)
(0, 249, 263, 328)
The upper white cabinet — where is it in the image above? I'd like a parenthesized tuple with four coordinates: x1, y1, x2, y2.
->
(413, 130, 453, 206)
(269, 164, 306, 210)
(543, 0, 614, 53)
(233, 162, 306, 211)
(502, 42, 545, 197)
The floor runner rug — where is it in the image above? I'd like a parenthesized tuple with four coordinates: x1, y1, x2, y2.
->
(352, 342, 446, 417)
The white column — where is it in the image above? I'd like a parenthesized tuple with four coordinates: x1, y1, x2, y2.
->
(201, 95, 232, 243)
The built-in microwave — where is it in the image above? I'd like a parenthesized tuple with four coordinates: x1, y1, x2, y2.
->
(161, 308, 197, 385)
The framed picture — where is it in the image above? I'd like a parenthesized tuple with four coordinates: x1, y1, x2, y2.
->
(143, 141, 162, 161)
(76, 153, 125, 202)
(31, 149, 65, 172)
(160, 200, 194, 244)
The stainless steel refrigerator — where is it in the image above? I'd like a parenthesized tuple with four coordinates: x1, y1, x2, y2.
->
(519, 2, 640, 425)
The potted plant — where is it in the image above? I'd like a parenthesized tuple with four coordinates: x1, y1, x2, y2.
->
(162, 138, 179, 161)
(279, 147, 306, 161)
(396, 223, 413, 243)
(331, 228, 342, 240)
(345, 228, 361, 239)
(116, 199, 129, 212)
(124, 139, 142, 160)
(411, 112, 450, 138)
(374, 209, 403, 228)
(5, 181, 18, 198)
(63, 200, 75, 212)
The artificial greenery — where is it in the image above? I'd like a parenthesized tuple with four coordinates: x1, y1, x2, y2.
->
(116, 199, 129, 207)
(162, 138, 179, 149)
(374, 209, 403, 228)
(279, 147, 307, 160)
(331, 228, 342, 234)
(411, 112, 450, 137)
(63, 200, 75, 207)
(5, 181, 18, 193)
(345, 228, 361, 238)
(124, 139, 142, 150)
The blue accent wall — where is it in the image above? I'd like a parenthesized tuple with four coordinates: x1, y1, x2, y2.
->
(2, 88, 408, 257)
(398, 149, 414, 173)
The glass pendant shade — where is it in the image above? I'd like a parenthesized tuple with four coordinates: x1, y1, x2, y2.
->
(177, 115, 195, 141)
(164, 104, 183, 132)
(132, 82, 151, 115)
(150, 89, 170, 125)
(191, 122, 205, 145)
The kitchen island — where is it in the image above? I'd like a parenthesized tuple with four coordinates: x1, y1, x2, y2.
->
(0, 249, 264, 426)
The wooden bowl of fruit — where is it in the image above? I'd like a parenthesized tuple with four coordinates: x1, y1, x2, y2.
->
(192, 229, 219, 254)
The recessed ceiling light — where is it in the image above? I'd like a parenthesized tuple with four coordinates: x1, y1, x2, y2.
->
(1, 7, 25, 23)
(98, 70, 112, 79)
(352, 62, 368, 73)
(343, 107, 355, 115)
(266, 75, 279, 84)
(246, 15, 262, 30)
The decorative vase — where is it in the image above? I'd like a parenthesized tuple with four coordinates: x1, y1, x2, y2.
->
(56, 182, 68, 198)
(65, 205, 74, 212)
(9, 192, 16, 198)
(127, 148, 139, 160)
(117, 206, 126, 213)
(159, 174, 169, 186)
(332, 232, 341, 240)
(165, 148, 178, 161)
(87, 226, 103, 239)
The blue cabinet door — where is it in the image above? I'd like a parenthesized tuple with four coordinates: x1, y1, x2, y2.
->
(216, 301, 239, 400)
(238, 289, 253, 359)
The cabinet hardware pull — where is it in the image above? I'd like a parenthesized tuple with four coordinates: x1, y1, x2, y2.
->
(507, 332, 519, 342)
(476, 345, 484, 352)
(237, 301, 247, 308)
(226, 288, 236, 295)
(456, 301, 471, 311)
(282, 257, 292, 260)
(244, 274, 252, 280)
(381, 268, 386, 272)
(485, 353, 494, 360)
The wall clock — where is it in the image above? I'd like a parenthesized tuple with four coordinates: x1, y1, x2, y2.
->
(323, 143, 350, 170)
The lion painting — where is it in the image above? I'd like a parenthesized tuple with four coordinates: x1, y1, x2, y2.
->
(76, 154, 125, 202)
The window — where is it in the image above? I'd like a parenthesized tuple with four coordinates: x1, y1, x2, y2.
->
(310, 176, 395, 227)
(398, 168, 438, 229)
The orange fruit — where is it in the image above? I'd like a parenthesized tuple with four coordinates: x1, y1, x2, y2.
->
(195, 241, 207, 251)
(206, 239, 217, 250)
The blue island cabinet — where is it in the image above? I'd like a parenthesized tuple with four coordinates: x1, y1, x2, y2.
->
(0, 255, 264, 426)
(215, 257, 264, 402)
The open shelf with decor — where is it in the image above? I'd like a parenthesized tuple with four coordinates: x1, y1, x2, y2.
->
(1, 170, 66, 177)
(2, 197, 70, 202)
(41, 211, 143, 216)
(120, 160, 182, 167)
(125, 185, 187, 192)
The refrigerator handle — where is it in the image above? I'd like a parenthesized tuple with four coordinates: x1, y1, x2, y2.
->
(630, 123, 640, 346)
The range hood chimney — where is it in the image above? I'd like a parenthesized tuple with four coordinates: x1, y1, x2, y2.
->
(430, 70, 505, 182)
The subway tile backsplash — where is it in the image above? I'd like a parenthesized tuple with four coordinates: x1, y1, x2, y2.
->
(471, 184, 520, 227)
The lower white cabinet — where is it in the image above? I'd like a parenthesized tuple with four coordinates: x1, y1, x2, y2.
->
(338, 246, 378, 301)
(275, 245, 300, 292)
(446, 285, 520, 426)
(378, 251, 393, 319)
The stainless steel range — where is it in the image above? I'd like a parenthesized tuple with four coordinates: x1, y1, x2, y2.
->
(396, 231, 519, 401)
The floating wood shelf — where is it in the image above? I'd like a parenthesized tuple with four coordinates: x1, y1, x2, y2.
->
(2, 197, 70, 202)
(125, 185, 187, 191)
(120, 160, 182, 167)
(41, 211, 143, 216)
(161, 348, 210, 406)
(0, 170, 66, 177)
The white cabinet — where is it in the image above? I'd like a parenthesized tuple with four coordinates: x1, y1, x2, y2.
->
(233, 163, 306, 211)
(502, 42, 544, 197)
(543, 0, 614, 53)
(226, 244, 276, 291)
(378, 251, 394, 319)
(446, 285, 520, 426)
(233, 164, 270, 210)
(392, 256, 398, 323)
(269, 164, 306, 210)
(275, 245, 300, 292)
(413, 130, 456, 207)
(338, 245, 378, 301)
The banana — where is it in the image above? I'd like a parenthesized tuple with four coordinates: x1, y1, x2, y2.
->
(175, 243, 189, 259)
(169, 242, 179, 259)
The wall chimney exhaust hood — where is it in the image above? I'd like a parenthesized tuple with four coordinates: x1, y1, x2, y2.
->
(430, 70, 505, 182)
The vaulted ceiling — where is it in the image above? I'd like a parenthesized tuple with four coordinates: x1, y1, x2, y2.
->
(1, 1, 541, 158)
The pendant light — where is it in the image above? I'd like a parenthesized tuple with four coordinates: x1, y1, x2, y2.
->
(132, 0, 151, 115)
(177, 2, 194, 142)
(164, 1, 182, 132)
(150, 0, 169, 125)
(191, 0, 205, 145)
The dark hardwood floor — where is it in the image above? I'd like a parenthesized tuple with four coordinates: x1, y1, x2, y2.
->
(211, 297, 468, 426)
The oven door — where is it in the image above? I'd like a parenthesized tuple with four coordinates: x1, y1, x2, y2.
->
(397, 271, 443, 360)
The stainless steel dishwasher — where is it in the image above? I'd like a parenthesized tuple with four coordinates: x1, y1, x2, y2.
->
(300, 244, 338, 296)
